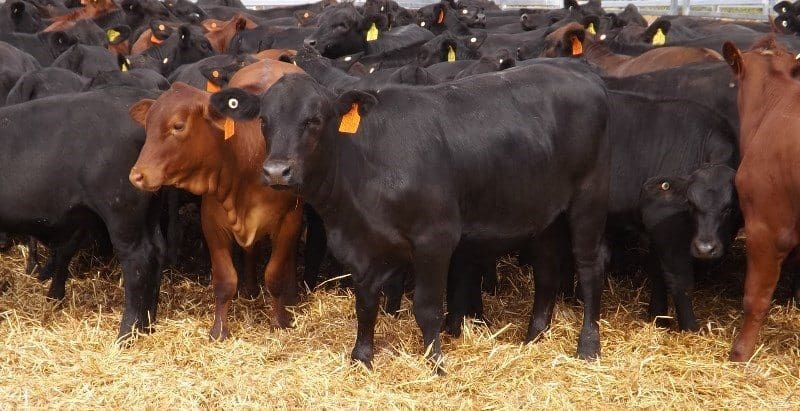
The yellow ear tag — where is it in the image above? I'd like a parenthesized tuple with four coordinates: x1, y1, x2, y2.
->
(652, 28, 666, 46)
(571, 36, 582, 56)
(206, 80, 221, 93)
(224, 118, 235, 139)
(121, 62, 129, 72)
(366, 23, 378, 42)
(587, 23, 596, 35)
(338, 103, 360, 134)
(447, 45, 455, 62)
(107, 29, 120, 42)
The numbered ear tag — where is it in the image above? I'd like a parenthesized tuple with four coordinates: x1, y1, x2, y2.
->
(224, 118, 235, 140)
(447, 45, 456, 62)
(571, 36, 583, 56)
(366, 23, 379, 41)
(652, 28, 666, 45)
(338, 103, 360, 134)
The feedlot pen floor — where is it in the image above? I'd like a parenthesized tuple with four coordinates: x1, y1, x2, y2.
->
(0, 241, 798, 408)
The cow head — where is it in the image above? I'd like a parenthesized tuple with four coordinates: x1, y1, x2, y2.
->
(204, 15, 254, 53)
(722, 37, 800, 83)
(304, 3, 385, 58)
(128, 83, 231, 194)
(417, 32, 484, 66)
(542, 22, 587, 58)
(209, 74, 370, 190)
(1, 1, 45, 33)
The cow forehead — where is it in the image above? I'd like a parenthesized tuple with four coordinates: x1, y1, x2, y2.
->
(148, 85, 208, 122)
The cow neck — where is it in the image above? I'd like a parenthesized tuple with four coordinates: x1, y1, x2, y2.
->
(584, 42, 629, 73)
(736, 69, 794, 154)
(208, 120, 266, 229)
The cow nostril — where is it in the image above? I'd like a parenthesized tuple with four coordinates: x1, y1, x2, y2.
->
(304, 38, 317, 47)
(281, 167, 291, 177)
(693, 239, 717, 257)
(131, 172, 144, 183)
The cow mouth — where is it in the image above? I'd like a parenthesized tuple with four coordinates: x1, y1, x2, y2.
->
(269, 184, 292, 191)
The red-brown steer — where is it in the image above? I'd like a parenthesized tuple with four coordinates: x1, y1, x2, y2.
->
(128, 59, 305, 340)
(723, 36, 800, 361)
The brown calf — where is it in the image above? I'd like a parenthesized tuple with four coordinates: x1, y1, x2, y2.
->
(44, 0, 118, 32)
(723, 36, 800, 361)
(128, 59, 305, 340)
(203, 15, 258, 53)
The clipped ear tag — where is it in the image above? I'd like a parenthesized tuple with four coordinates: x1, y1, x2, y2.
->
(338, 103, 360, 134)
(436, 9, 445, 24)
(224, 118, 235, 140)
(587, 22, 596, 35)
(366, 23, 379, 41)
(571, 36, 582, 56)
(107, 28, 120, 42)
(150, 34, 164, 45)
(447, 45, 456, 62)
(652, 28, 666, 46)
(206, 80, 221, 93)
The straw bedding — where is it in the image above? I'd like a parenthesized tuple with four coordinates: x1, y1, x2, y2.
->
(0, 241, 798, 409)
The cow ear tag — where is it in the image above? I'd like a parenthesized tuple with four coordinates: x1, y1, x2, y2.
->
(206, 81, 221, 92)
(652, 28, 666, 46)
(366, 23, 379, 41)
(436, 9, 445, 24)
(107, 28, 120, 42)
(660, 181, 670, 191)
(447, 45, 456, 62)
(338, 103, 360, 134)
(587, 22, 596, 35)
(150, 34, 164, 44)
(571, 36, 582, 56)
(223, 98, 237, 139)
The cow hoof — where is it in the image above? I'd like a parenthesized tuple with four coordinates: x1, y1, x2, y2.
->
(728, 347, 751, 362)
(524, 327, 545, 344)
(46, 286, 66, 301)
(37, 268, 54, 282)
(443, 315, 463, 337)
(351, 344, 374, 369)
(678, 321, 701, 333)
(209, 325, 230, 341)
(576, 339, 600, 361)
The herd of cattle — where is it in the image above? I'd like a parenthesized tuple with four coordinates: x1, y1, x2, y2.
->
(1, 0, 800, 372)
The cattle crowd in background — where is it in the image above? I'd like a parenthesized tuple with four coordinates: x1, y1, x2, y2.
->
(0, 0, 799, 373)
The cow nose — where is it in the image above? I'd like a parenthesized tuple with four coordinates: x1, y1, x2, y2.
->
(262, 161, 293, 186)
(692, 239, 718, 259)
(477, 13, 486, 22)
(304, 38, 316, 47)
(129, 170, 145, 188)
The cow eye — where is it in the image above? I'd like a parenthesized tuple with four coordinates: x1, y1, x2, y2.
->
(304, 117, 321, 127)
(333, 22, 346, 30)
(173, 122, 185, 131)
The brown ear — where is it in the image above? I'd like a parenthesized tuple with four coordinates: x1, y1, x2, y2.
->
(233, 15, 247, 31)
(722, 41, 743, 75)
(129, 99, 155, 126)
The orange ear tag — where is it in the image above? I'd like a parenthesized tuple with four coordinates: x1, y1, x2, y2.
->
(206, 80, 221, 93)
(436, 10, 445, 24)
(224, 118, 235, 139)
(571, 36, 583, 56)
(338, 103, 360, 134)
(150, 34, 164, 45)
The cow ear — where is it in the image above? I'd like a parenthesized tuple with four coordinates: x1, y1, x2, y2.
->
(10, 1, 25, 19)
(464, 31, 486, 50)
(335, 90, 378, 119)
(433, 3, 447, 25)
(209, 87, 261, 121)
(294, 9, 314, 26)
(202, 19, 223, 31)
(117, 53, 131, 71)
(564, 0, 579, 10)
(48, 31, 75, 53)
(775, 1, 793, 14)
(178, 25, 192, 47)
(722, 41, 743, 75)
(582, 15, 599, 34)
(150, 20, 172, 40)
(562, 27, 585, 56)
(129, 99, 155, 126)
(605, 13, 625, 29)
(775, 14, 798, 34)
(106, 25, 131, 45)
(233, 15, 248, 31)
(644, 18, 670, 45)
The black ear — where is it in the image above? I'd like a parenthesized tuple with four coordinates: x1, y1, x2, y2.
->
(775, 1, 793, 14)
(722, 41, 743, 75)
(48, 31, 76, 52)
(200, 65, 230, 86)
(335, 89, 378, 118)
(209, 87, 261, 120)
(605, 13, 624, 28)
(106, 25, 131, 45)
(464, 31, 486, 50)
(10, 1, 25, 18)
(564, 0, 579, 10)
(433, 3, 447, 25)
(644, 18, 670, 44)
(495, 48, 515, 69)
(294, 9, 315, 25)
(178, 25, 191, 48)
(775, 14, 799, 34)
(582, 15, 599, 34)
(149, 20, 172, 40)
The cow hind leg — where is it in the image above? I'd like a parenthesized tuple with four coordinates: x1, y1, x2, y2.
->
(113, 229, 163, 343)
(729, 226, 791, 361)
(239, 243, 262, 299)
(26, 237, 39, 276)
(444, 250, 485, 337)
(525, 221, 571, 343)
(382, 271, 405, 316)
(645, 255, 670, 328)
(303, 205, 327, 291)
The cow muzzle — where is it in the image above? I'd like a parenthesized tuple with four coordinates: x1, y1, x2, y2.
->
(691, 237, 723, 260)
(262, 160, 295, 189)
(129, 167, 162, 192)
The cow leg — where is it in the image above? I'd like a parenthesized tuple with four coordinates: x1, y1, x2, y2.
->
(264, 207, 302, 329)
(113, 226, 163, 342)
(525, 221, 570, 343)
(412, 242, 453, 374)
(303, 204, 327, 291)
(792, 270, 800, 308)
(240, 243, 261, 299)
(203, 216, 237, 340)
(0, 232, 9, 251)
(351, 276, 381, 369)
(729, 226, 790, 361)
(161, 188, 182, 268)
(445, 249, 485, 337)
(481, 259, 498, 295)
(45, 230, 87, 300)
(382, 271, 405, 316)
(645, 254, 670, 327)
(25, 237, 39, 275)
